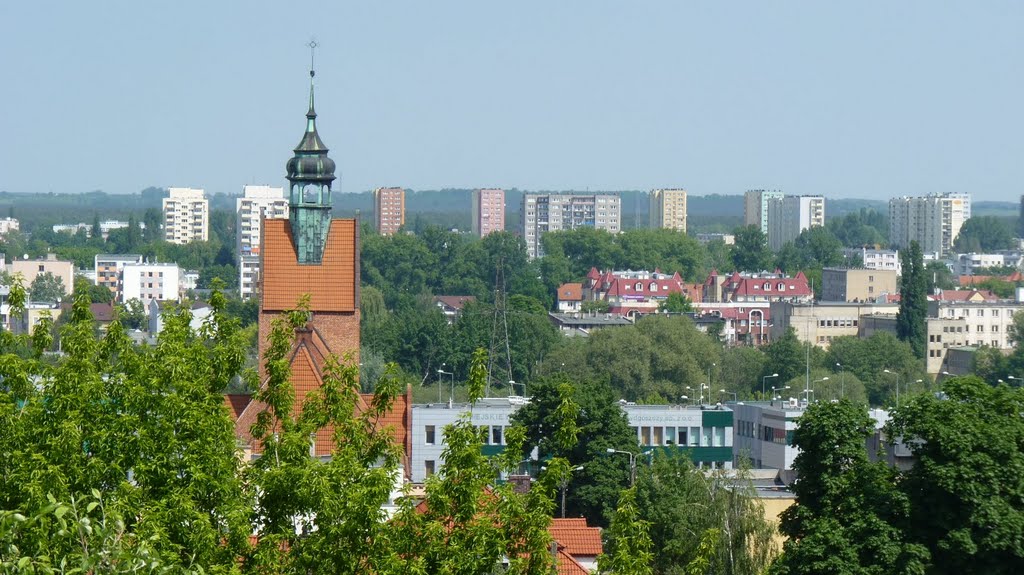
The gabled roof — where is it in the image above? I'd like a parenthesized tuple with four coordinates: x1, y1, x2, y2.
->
(433, 295, 477, 310)
(261, 219, 357, 312)
(937, 289, 999, 302)
(586, 267, 601, 281)
(556, 548, 590, 575)
(232, 325, 410, 466)
(549, 518, 603, 556)
(223, 394, 251, 421)
(558, 283, 583, 302)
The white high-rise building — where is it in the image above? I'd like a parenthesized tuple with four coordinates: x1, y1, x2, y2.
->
(888, 193, 971, 257)
(522, 193, 621, 258)
(236, 185, 289, 299)
(649, 188, 688, 232)
(162, 187, 209, 244)
(744, 189, 784, 233)
(767, 195, 826, 250)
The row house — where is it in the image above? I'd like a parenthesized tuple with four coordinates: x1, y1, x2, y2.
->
(702, 269, 813, 304)
(582, 267, 701, 316)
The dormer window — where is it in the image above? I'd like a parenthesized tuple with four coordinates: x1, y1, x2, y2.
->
(763, 282, 771, 290)
(777, 282, 785, 291)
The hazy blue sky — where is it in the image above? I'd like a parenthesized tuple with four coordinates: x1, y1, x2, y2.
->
(1, 1, 1021, 201)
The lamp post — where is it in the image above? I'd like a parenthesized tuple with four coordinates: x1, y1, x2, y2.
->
(771, 385, 791, 406)
(719, 389, 737, 403)
(606, 448, 637, 486)
(438, 369, 454, 405)
(700, 383, 710, 405)
(836, 363, 845, 399)
(509, 380, 526, 397)
(1008, 375, 1024, 387)
(707, 363, 716, 400)
(762, 373, 779, 399)
(883, 369, 901, 408)
(556, 465, 585, 518)
(802, 377, 828, 404)
(679, 395, 689, 406)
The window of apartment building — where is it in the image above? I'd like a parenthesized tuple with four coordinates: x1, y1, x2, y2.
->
(977, 309, 985, 317)
(425, 425, 435, 445)
(993, 325, 999, 332)
(993, 340, 999, 347)
(977, 325, 985, 333)
(869, 275, 874, 282)
(38, 265, 44, 272)
(425, 460, 435, 477)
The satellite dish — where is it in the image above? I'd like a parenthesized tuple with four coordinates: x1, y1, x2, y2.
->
(23, 253, 29, 260)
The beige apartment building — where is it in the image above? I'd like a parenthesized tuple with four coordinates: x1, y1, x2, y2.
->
(11, 254, 75, 299)
(649, 188, 688, 232)
(163, 187, 209, 244)
(820, 268, 899, 303)
(374, 187, 405, 236)
(769, 301, 899, 349)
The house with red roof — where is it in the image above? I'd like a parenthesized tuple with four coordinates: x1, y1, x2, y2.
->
(702, 269, 813, 304)
(549, 518, 603, 573)
(433, 295, 477, 324)
(582, 267, 701, 317)
(556, 283, 584, 312)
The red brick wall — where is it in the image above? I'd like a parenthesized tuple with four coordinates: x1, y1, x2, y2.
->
(257, 310, 360, 377)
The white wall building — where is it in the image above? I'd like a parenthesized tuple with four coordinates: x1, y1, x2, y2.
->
(163, 187, 209, 244)
(767, 195, 825, 250)
(0, 217, 20, 236)
(889, 193, 971, 256)
(522, 193, 621, 258)
(954, 252, 1022, 276)
(236, 185, 288, 299)
(121, 263, 181, 306)
(843, 247, 902, 276)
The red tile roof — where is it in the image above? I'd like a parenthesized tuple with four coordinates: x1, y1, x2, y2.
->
(261, 219, 358, 312)
(223, 394, 251, 421)
(549, 518, 603, 556)
(433, 295, 477, 310)
(558, 283, 583, 302)
(937, 289, 999, 302)
(556, 548, 590, 575)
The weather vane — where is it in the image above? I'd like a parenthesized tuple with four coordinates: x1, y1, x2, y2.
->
(308, 38, 318, 77)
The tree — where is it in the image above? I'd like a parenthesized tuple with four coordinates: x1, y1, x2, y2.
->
(762, 328, 807, 387)
(598, 487, 654, 575)
(824, 333, 925, 406)
(731, 226, 773, 273)
(119, 298, 147, 330)
(772, 401, 929, 575)
(512, 376, 639, 526)
(896, 241, 928, 360)
(28, 272, 65, 303)
(634, 453, 777, 575)
(888, 376, 1024, 574)
(953, 216, 1014, 253)
(926, 261, 955, 292)
(73, 275, 113, 304)
(658, 292, 694, 313)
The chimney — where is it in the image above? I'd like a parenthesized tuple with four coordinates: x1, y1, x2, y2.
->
(507, 474, 531, 494)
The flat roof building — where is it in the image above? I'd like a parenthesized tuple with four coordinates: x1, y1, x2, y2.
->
(522, 193, 620, 258)
(471, 188, 505, 237)
(374, 186, 405, 236)
(649, 188, 687, 232)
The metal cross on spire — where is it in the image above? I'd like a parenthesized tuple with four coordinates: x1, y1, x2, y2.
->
(308, 38, 318, 78)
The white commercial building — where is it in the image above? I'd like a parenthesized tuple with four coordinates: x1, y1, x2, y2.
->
(767, 195, 825, 250)
(236, 185, 288, 299)
(649, 188, 688, 232)
(954, 252, 1022, 276)
(522, 193, 621, 258)
(888, 193, 971, 257)
(121, 262, 181, 306)
(743, 189, 784, 233)
(163, 187, 209, 244)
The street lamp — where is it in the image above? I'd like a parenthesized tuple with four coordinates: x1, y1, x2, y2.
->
(883, 369, 902, 408)
(509, 380, 526, 397)
(679, 395, 690, 405)
(762, 373, 779, 399)
(836, 363, 845, 399)
(606, 448, 637, 487)
(719, 389, 737, 403)
(438, 369, 455, 405)
(771, 385, 791, 406)
(700, 383, 710, 405)
(802, 377, 828, 403)
(554, 465, 585, 518)
(1008, 375, 1024, 387)
(707, 363, 716, 400)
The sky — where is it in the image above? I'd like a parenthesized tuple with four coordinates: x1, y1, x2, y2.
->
(1, 1, 1022, 202)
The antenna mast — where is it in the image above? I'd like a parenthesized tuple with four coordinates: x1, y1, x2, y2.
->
(487, 255, 514, 397)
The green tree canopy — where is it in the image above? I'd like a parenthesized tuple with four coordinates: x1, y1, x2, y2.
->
(953, 216, 1015, 253)
(28, 272, 65, 303)
(731, 225, 773, 273)
(896, 241, 928, 360)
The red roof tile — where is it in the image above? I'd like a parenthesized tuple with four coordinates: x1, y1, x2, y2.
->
(558, 283, 583, 302)
(223, 394, 251, 421)
(261, 219, 358, 312)
(549, 518, 603, 556)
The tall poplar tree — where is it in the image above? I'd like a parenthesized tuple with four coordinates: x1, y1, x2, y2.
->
(896, 240, 928, 360)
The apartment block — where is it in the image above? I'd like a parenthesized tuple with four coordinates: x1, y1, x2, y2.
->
(236, 185, 288, 300)
(743, 189, 784, 233)
(769, 301, 899, 349)
(374, 187, 405, 236)
(843, 247, 902, 276)
(121, 262, 181, 306)
(94, 254, 144, 297)
(471, 188, 505, 237)
(649, 188, 688, 232)
(11, 254, 75, 299)
(767, 195, 825, 250)
(820, 268, 898, 303)
(0, 217, 20, 236)
(522, 193, 621, 258)
(888, 193, 971, 256)
(162, 187, 209, 244)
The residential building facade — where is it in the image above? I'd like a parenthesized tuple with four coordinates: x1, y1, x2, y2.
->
(522, 193, 621, 258)
(888, 193, 971, 256)
(121, 263, 181, 305)
(11, 254, 75, 299)
(0, 217, 20, 235)
(843, 247, 902, 276)
(584, 268, 699, 316)
(94, 254, 144, 297)
(770, 301, 899, 349)
(471, 188, 505, 237)
(743, 189, 784, 233)
(954, 252, 1022, 276)
(163, 187, 209, 244)
(374, 186, 405, 236)
(766, 195, 825, 250)
(820, 268, 898, 303)
(236, 185, 289, 300)
(649, 188, 687, 232)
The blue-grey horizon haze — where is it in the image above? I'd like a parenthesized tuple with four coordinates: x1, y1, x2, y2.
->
(1, 1, 1021, 202)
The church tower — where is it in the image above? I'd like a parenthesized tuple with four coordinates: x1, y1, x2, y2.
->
(285, 66, 336, 264)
